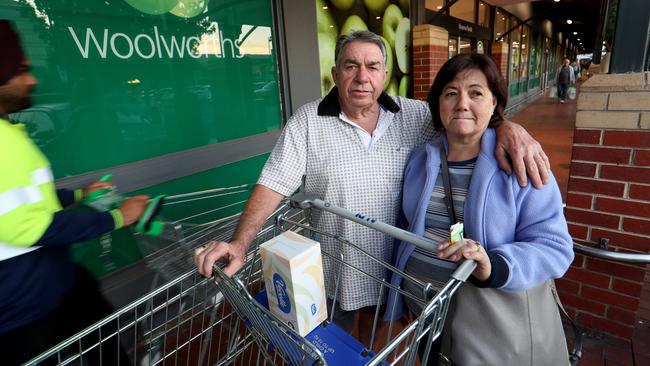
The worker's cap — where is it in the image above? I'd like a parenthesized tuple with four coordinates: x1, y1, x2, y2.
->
(0, 20, 25, 86)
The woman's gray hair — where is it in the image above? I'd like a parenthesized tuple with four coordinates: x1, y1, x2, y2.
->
(334, 30, 387, 69)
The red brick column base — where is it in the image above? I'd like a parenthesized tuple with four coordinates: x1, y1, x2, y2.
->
(557, 72, 650, 340)
(412, 24, 448, 101)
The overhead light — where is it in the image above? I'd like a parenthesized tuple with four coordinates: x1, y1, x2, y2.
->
(376, 16, 381, 19)
(554, 0, 560, 2)
(573, 31, 577, 35)
(437, 6, 442, 10)
(566, 19, 573, 24)
(496, 32, 501, 35)
(523, 34, 526, 37)
(577, 38, 581, 41)
(502, 17, 505, 20)
(322, 6, 328, 9)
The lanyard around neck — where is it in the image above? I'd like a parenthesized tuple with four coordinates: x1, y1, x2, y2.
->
(440, 143, 458, 224)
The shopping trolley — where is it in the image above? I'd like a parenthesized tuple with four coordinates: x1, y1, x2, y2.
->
(26, 186, 475, 366)
(207, 187, 477, 366)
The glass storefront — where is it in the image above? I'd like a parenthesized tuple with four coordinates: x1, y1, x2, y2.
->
(478, 1, 490, 28)
(510, 22, 522, 94)
(1, 0, 282, 276)
(449, 0, 475, 23)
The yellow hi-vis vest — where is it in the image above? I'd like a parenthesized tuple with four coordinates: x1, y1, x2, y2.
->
(0, 118, 62, 260)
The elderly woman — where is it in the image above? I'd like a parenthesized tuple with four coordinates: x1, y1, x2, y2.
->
(387, 54, 574, 365)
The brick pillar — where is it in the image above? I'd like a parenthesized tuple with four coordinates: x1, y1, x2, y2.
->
(556, 72, 650, 340)
(491, 41, 509, 80)
(412, 24, 448, 100)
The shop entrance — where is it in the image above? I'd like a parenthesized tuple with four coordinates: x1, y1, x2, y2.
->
(448, 35, 489, 58)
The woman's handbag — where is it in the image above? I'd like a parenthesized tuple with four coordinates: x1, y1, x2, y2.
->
(440, 280, 571, 365)
(549, 87, 557, 99)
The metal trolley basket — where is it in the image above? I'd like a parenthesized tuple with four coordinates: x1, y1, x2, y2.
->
(26, 188, 475, 366)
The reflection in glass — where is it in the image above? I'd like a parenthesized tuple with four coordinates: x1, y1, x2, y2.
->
(459, 38, 471, 55)
(494, 9, 508, 41)
(520, 26, 529, 80)
(3, 0, 282, 177)
(448, 38, 458, 58)
(510, 23, 522, 82)
(449, 0, 475, 23)
(425, 0, 445, 11)
(478, 1, 490, 27)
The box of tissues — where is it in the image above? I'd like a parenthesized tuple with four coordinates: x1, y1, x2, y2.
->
(259, 231, 327, 336)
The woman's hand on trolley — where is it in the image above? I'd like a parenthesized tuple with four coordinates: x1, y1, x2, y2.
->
(437, 238, 492, 282)
(194, 240, 247, 279)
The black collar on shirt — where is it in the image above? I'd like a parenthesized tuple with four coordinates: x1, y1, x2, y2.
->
(317, 86, 401, 117)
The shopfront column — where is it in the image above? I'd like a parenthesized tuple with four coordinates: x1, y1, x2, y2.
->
(412, 24, 449, 100)
(491, 40, 509, 81)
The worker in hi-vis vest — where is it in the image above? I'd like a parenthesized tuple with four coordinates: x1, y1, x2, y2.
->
(0, 20, 149, 365)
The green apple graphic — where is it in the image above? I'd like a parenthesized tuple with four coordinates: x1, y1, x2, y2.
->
(316, 1, 338, 95)
(330, 0, 355, 11)
(319, 32, 337, 95)
(170, 0, 206, 18)
(363, 0, 389, 15)
(381, 4, 403, 50)
(333, 0, 368, 27)
(398, 74, 410, 97)
(386, 76, 399, 96)
(380, 36, 393, 90)
(124, 0, 179, 15)
(317, 0, 339, 38)
(394, 17, 411, 74)
(340, 15, 369, 35)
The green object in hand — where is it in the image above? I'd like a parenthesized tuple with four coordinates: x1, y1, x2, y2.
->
(84, 174, 124, 211)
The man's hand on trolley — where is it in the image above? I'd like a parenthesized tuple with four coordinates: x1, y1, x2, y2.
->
(195, 240, 247, 279)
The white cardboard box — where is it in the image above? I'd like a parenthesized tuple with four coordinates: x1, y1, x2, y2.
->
(259, 231, 327, 336)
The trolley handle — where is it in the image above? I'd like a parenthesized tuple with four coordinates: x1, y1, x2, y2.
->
(289, 191, 477, 282)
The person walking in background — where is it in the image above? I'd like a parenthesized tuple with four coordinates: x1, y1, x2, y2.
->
(0, 20, 148, 365)
(556, 57, 575, 103)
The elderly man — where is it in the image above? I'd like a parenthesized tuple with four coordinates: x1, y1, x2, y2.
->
(195, 31, 549, 315)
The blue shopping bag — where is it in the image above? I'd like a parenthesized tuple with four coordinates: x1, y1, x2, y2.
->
(253, 291, 376, 365)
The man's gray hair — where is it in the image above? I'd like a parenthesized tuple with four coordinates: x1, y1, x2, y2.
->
(334, 30, 386, 69)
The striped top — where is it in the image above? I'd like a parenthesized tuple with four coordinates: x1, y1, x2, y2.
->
(403, 157, 476, 315)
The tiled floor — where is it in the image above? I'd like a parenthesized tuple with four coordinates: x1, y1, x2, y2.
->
(510, 89, 650, 366)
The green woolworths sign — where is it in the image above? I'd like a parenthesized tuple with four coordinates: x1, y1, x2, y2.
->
(2, 0, 281, 276)
(4, 0, 281, 178)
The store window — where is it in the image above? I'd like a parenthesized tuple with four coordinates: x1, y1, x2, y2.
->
(520, 26, 530, 80)
(494, 9, 508, 42)
(478, 1, 490, 27)
(425, 0, 445, 11)
(450, 0, 475, 23)
(459, 37, 472, 55)
(449, 38, 458, 58)
(510, 23, 522, 82)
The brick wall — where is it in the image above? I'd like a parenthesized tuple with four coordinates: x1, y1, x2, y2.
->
(557, 72, 650, 340)
(412, 24, 448, 101)
(491, 41, 509, 80)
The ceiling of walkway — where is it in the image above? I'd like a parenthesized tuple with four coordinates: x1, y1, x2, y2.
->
(486, 0, 604, 55)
